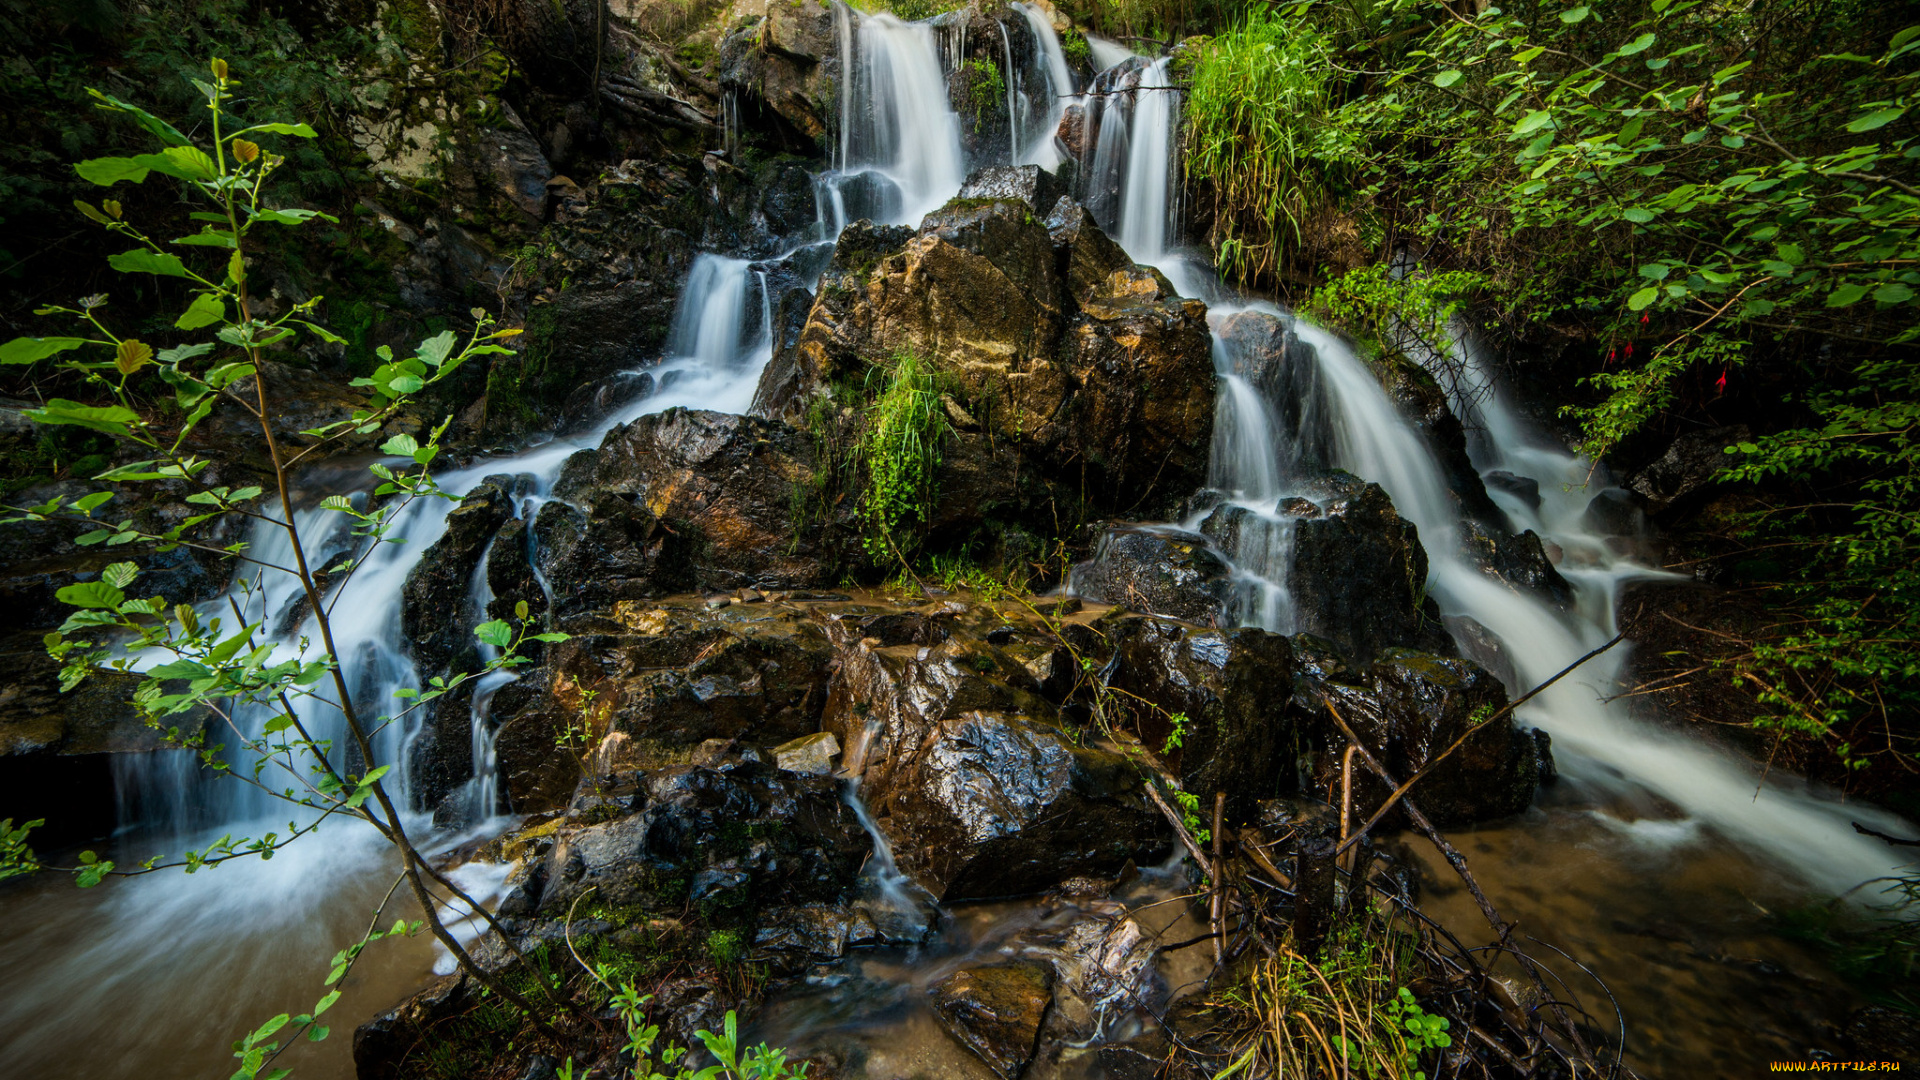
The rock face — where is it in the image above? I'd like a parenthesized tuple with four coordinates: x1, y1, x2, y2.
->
(1070, 526, 1233, 625)
(1456, 518, 1574, 608)
(1233, 472, 1452, 664)
(823, 628, 1167, 901)
(488, 598, 837, 812)
(752, 175, 1216, 522)
(1628, 425, 1747, 518)
(929, 960, 1055, 1080)
(719, 2, 837, 147)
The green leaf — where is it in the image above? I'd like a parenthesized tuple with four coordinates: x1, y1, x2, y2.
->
(1512, 110, 1555, 136)
(159, 342, 216, 365)
(86, 88, 191, 145)
(172, 228, 237, 249)
(1873, 283, 1915, 304)
(1827, 282, 1871, 307)
(415, 331, 457, 368)
(176, 293, 226, 330)
(1846, 107, 1907, 133)
(380, 433, 419, 456)
(57, 581, 126, 610)
(388, 374, 425, 395)
(242, 122, 319, 138)
(474, 620, 514, 648)
(1433, 70, 1463, 88)
(27, 399, 140, 435)
(74, 157, 151, 186)
(1628, 287, 1660, 310)
(109, 249, 194, 279)
(0, 337, 89, 365)
(249, 208, 337, 227)
(1618, 32, 1657, 56)
(1621, 207, 1655, 223)
(1560, 6, 1589, 22)
(263, 714, 296, 735)
(102, 561, 138, 588)
(296, 320, 347, 345)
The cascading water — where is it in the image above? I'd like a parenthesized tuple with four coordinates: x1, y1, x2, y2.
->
(0, 234, 785, 1079)
(1011, 3, 1075, 169)
(1082, 46, 1916, 895)
(825, 3, 968, 227)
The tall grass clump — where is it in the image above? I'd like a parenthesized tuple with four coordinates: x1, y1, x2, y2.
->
(859, 352, 950, 570)
(1184, 8, 1353, 286)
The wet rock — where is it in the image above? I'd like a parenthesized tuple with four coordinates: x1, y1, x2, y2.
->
(552, 408, 857, 593)
(758, 164, 819, 237)
(928, 960, 1055, 1080)
(1098, 615, 1299, 819)
(1846, 1004, 1920, 1061)
(402, 482, 511, 677)
(958, 165, 1069, 210)
(1071, 526, 1232, 624)
(719, 2, 836, 145)
(1315, 649, 1540, 826)
(772, 731, 841, 775)
(753, 903, 880, 960)
(530, 488, 689, 618)
(1014, 910, 1160, 1040)
(824, 635, 1164, 899)
(1582, 487, 1650, 538)
(1628, 425, 1748, 517)
(354, 973, 468, 1080)
(755, 197, 1213, 520)
(1283, 472, 1453, 664)
(1441, 614, 1517, 692)
(1456, 518, 1574, 608)
(1483, 470, 1541, 511)
(534, 762, 870, 914)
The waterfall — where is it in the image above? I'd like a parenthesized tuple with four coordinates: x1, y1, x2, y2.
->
(1087, 34, 1135, 72)
(831, 5, 967, 224)
(1116, 57, 1177, 265)
(1012, 3, 1075, 169)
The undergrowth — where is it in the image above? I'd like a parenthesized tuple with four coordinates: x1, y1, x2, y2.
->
(858, 351, 950, 573)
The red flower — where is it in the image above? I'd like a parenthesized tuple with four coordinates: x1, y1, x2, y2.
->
(1715, 370, 1728, 395)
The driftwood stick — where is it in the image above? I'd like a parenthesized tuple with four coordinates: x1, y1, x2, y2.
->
(1145, 780, 1213, 877)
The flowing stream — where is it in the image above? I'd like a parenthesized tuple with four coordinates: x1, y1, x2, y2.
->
(0, 9, 1909, 1077)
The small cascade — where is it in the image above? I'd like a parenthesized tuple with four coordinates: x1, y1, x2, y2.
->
(1116, 57, 1177, 265)
(1012, 2, 1075, 169)
(997, 21, 1020, 163)
(1086, 33, 1135, 72)
(827, 3, 967, 224)
(842, 780, 931, 938)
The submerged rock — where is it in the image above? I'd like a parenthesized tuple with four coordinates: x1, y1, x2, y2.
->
(1279, 472, 1454, 664)
(929, 960, 1055, 1080)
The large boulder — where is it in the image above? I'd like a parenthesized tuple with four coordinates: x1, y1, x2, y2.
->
(527, 761, 871, 916)
(823, 631, 1166, 900)
(546, 408, 857, 597)
(718, 3, 837, 147)
(1097, 615, 1298, 820)
(1456, 518, 1574, 608)
(753, 188, 1215, 520)
(1311, 648, 1541, 826)
(1070, 526, 1232, 625)
(1628, 425, 1748, 518)
(485, 598, 838, 812)
(1206, 472, 1452, 664)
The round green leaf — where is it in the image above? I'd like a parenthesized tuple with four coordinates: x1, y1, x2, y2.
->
(1846, 107, 1908, 133)
(1873, 283, 1915, 304)
(1433, 70, 1463, 88)
(1560, 6, 1590, 22)
(1628, 287, 1660, 310)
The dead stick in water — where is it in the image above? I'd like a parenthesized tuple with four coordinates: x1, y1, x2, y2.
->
(1210, 791, 1226, 969)
(1145, 780, 1213, 877)
(1334, 632, 1626, 859)
(1322, 698, 1598, 1072)
(1338, 744, 1356, 881)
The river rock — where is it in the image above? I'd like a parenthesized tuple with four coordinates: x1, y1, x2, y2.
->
(549, 408, 856, 594)
(1275, 472, 1454, 664)
(824, 633, 1166, 899)
(531, 761, 871, 914)
(1070, 526, 1232, 624)
(753, 192, 1214, 520)
(1375, 351, 1507, 526)
(1096, 614, 1299, 819)
(401, 481, 511, 678)
(1456, 518, 1574, 608)
(1314, 649, 1541, 826)
(1483, 470, 1541, 510)
(929, 960, 1055, 1080)
(1628, 424, 1748, 517)
(771, 731, 840, 775)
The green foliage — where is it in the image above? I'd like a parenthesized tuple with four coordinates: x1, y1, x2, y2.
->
(1184, 7, 1351, 284)
(0, 818, 41, 882)
(574, 980, 806, 1080)
(868, 0, 963, 21)
(858, 352, 950, 571)
(1061, 30, 1093, 68)
(964, 57, 1007, 132)
(705, 928, 745, 965)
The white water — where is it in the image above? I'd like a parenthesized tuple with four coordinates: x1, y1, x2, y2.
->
(1012, 3, 1075, 170)
(829, 4, 967, 226)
